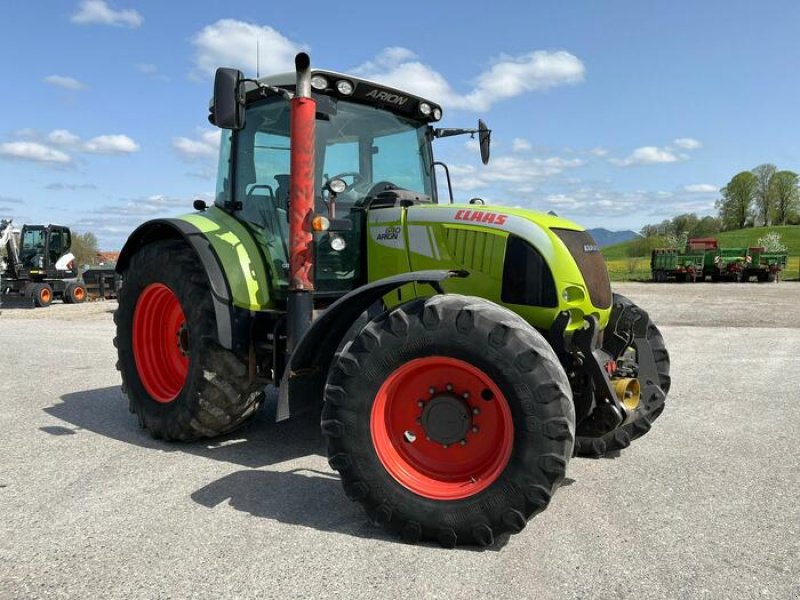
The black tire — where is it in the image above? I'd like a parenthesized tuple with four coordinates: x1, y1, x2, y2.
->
(114, 240, 266, 441)
(575, 293, 670, 458)
(323, 294, 575, 547)
(767, 272, 776, 283)
(64, 282, 87, 304)
(32, 283, 53, 307)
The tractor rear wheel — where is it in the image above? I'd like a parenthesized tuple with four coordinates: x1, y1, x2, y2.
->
(323, 294, 575, 547)
(114, 240, 266, 441)
(32, 283, 53, 307)
(575, 293, 670, 458)
(64, 282, 87, 304)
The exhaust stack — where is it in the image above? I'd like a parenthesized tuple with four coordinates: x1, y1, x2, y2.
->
(287, 52, 316, 353)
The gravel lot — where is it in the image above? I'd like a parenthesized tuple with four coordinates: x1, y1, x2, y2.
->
(1, 284, 798, 599)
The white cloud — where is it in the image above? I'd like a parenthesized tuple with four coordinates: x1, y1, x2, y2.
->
(43, 75, 87, 91)
(45, 182, 97, 191)
(682, 183, 718, 193)
(48, 129, 82, 147)
(354, 47, 584, 112)
(71, 0, 142, 28)
(47, 129, 139, 154)
(588, 147, 608, 157)
(191, 19, 304, 77)
(512, 138, 532, 152)
(2, 129, 139, 162)
(610, 146, 684, 166)
(448, 154, 584, 192)
(673, 137, 702, 150)
(0, 142, 71, 164)
(83, 135, 139, 154)
(173, 130, 220, 160)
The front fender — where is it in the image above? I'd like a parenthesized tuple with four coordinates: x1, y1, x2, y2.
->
(277, 269, 467, 421)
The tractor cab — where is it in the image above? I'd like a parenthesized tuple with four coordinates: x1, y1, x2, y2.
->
(211, 68, 485, 299)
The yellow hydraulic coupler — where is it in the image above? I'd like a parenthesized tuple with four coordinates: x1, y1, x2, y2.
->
(613, 378, 641, 411)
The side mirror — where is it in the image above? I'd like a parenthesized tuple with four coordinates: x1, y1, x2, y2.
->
(478, 119, 491, 165)
(212, 68, 245, 130)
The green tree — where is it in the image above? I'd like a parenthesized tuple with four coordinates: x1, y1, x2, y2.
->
(670, 213, 699, 238)
(769, 170, 799, 225)
(717, 171, 757, 230)
(751, 163, 776, 226)
(690, 215, 721, 237)
(70, 231, 99, 267)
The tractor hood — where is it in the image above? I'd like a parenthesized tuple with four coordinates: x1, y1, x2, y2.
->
(369, 202, 612, 331)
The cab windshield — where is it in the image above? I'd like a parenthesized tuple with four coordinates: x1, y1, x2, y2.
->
(217, 96, 436, 295)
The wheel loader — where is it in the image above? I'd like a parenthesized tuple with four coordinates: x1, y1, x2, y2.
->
(115, 53, 670, 547)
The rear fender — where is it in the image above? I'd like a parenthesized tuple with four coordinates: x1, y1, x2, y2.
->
(117, 218, 246, 351)
(277, 269, 467, 421)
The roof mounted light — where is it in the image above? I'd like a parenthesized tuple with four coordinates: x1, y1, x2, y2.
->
(310, 75, 328, 90)
(336, 79, 354, 95)
(419, 102, 432, 117)
(432, 107, 442, 121)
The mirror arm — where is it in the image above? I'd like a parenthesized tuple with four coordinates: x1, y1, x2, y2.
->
(433, 128, 479, 139)
(239, 78, 295, 101)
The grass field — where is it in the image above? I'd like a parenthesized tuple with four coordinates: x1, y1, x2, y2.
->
(602, 225, 800, 281)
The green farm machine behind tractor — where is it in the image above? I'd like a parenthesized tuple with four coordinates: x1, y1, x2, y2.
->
(115, 53, 671, 547)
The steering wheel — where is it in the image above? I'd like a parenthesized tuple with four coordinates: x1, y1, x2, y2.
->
(325, 172, 363, 192)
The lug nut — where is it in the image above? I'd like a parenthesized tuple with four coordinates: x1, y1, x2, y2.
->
(472, 407, 480, 416)
(459, 439, 467, 446)
(417, 400, 424, 408)
(462, 392, 470, 399)
(446, 383, 453, 391)
(472, 426, 479, 434)
(442, 444, 449, 449)
(404, 430, 416, 443)
(429, 387, 436, 395)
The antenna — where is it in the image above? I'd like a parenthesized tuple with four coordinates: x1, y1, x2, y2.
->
(256, 39, 260, 78)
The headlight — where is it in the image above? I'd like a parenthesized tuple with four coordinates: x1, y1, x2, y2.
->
(310, 75, 328, 90)
(336, 80, 354, 95)
(328, 178, 347, 194)
(330, 234, 346, 252)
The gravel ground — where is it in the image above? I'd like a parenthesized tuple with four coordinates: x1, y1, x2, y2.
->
(0, 284, 798, 599)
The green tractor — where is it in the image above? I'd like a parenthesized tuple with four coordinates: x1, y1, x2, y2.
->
(115, 53, 670, 547)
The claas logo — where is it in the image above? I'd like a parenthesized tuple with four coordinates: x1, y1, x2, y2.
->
(454, 210, 508, 225)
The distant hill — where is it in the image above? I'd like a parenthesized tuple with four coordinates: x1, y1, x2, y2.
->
(586, 228, 640, 247)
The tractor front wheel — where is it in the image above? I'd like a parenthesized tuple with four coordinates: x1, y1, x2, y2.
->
(575, 293, 670, 457)
(323, 295, 575, 547)
(114, 240, 265, 441)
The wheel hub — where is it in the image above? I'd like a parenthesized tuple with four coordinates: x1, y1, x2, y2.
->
(421, 393, 472, 446)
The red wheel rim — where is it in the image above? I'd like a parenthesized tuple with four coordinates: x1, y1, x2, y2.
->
(370, 356, 513, 500)
(132, 283, 189, 404)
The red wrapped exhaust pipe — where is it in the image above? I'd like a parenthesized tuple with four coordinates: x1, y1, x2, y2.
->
(288, 52, 315, 292)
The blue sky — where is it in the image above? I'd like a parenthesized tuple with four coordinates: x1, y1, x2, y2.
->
(1, 0, 799, 248)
